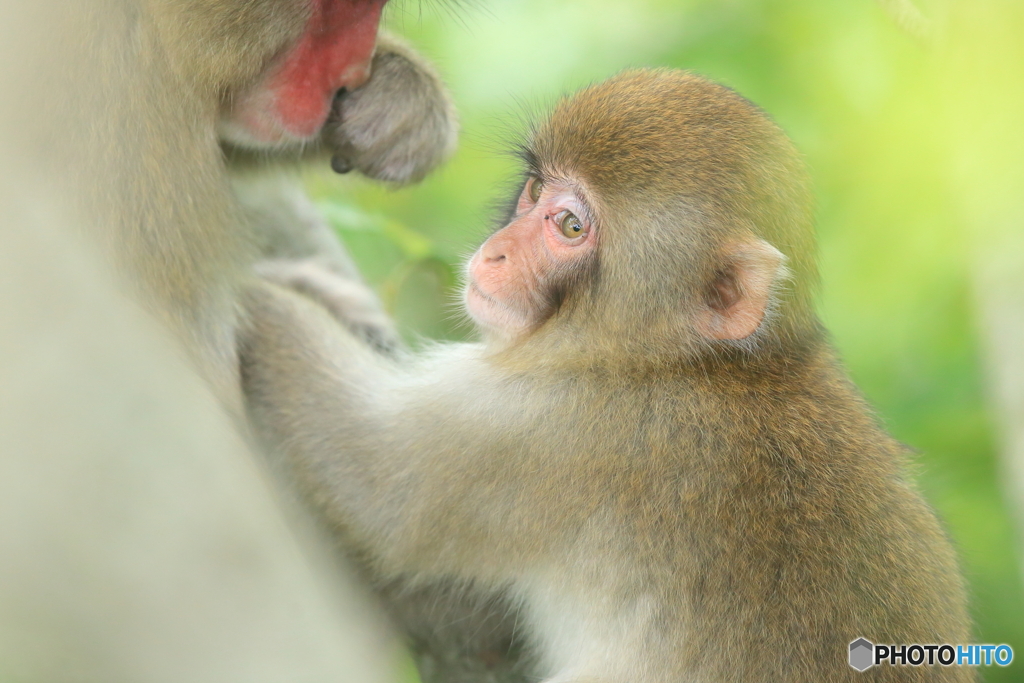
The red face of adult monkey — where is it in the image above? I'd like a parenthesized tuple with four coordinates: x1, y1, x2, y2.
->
(215, 0, 387, 145)
(240, 69, 972, 682)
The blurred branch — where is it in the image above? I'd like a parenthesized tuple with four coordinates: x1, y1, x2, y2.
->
(876, 0, 932, 42)
(318, 200, 435, 260)
(318, 199, 453, 314)
(380, 256, 456, 314)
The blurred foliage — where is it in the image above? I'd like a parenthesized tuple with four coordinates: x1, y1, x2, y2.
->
(304, 0, 1024, 678)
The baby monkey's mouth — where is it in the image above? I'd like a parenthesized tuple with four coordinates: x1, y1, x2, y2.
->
(465, 280, 533, 337)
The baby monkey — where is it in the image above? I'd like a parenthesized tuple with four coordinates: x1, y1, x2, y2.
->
(240, 69, 973, 682)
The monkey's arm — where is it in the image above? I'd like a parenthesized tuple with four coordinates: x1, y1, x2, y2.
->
(239, 283, 562, 582)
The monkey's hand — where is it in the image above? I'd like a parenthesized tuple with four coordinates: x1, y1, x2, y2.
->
(254, 259, 401, 356)
(325, 32, 458, 185)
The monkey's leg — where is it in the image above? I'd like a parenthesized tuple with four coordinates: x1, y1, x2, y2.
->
(378, 580, 538, 683)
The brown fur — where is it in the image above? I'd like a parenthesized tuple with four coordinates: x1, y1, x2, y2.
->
(240, 69, 973, 682)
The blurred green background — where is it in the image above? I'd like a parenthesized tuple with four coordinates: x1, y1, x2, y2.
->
(304, 0, 1024, 679)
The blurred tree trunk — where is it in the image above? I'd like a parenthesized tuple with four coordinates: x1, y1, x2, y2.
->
(974, 240, 1024, 590)
(945, 0, 1024, 595)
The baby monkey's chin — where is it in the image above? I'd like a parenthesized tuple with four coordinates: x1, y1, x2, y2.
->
(464, 282, 532, 343)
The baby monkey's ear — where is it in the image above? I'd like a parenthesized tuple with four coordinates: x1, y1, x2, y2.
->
(695, 237, 787, 341)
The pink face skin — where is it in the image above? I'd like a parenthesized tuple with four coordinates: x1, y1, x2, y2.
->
(222, 0, 388, 147)
(465, 176, 597, 340)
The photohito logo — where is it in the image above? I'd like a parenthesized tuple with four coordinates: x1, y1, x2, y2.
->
(849, 638, 1014, 671)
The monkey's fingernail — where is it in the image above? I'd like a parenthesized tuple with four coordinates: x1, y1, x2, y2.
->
(331, 155, 354, 174)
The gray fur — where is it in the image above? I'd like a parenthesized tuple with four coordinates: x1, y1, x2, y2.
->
(327, 34, 459, 185)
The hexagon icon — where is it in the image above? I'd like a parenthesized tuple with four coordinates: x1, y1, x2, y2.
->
(849, 638, 875, 671)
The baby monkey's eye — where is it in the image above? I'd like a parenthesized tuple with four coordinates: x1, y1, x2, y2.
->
(557, 210, 584, 238)
(528, 177, 544, 203)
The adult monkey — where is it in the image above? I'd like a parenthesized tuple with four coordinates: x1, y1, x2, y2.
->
(229, 30, 457, 354)
(241, 69, 973, 682)
(117, 0, 451, 405)
(0, 0, 453, 680)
